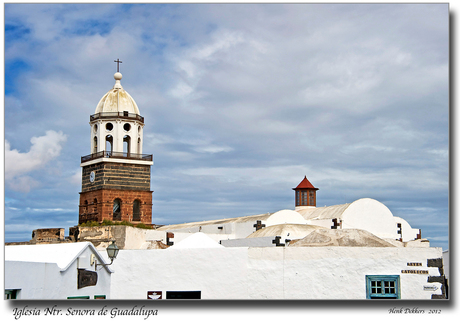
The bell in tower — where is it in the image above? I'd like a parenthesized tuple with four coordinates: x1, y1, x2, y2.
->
(293, 175, 318, 210)
(79, 61, 154, 225)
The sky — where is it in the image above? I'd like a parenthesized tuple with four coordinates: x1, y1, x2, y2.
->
(3, 3, 449, 250)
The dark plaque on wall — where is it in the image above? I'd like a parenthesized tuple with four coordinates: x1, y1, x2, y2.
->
(77, 268, 98, 289)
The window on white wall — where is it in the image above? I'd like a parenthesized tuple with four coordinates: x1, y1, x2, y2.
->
(5, 289, 20, 299)
(366, 275, 400, 299)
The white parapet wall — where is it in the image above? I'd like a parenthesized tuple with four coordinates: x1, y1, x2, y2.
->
(105, 245, 444, 300)
(248, 247, 443, 300)
(220, 236, 276, 247)
(107, 247, 249, 299)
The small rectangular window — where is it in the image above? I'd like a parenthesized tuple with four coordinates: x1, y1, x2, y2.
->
(67, 296, 90, 299)
(366, 275, 400, 299)
(5, 289, 19, 299)
(94, 295, 106, 299)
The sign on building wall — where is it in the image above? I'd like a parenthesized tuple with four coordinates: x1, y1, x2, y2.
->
(423, 285, 438, 291)
(77, 269, 98, 289)
(147, 291, 162, 299)
(401, 270, 429, 274)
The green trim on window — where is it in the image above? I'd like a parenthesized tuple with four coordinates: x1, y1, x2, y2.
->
(94, 295, 106, 299)
(366, 275, 400, 299)
(67, 296, 90, 299)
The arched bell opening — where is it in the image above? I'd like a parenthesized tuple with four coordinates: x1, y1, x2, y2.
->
(123, 135, 131, 157)
(93, 136, 98, 154)
(113, 198, 121, 221)
(106, 135, 113, 155)
(133, 199, 141, 221)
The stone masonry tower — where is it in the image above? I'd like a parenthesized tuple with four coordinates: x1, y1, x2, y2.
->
(79, 63, 153, 225)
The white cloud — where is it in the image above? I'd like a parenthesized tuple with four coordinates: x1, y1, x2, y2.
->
(3, 4, 448, 249)
(168, 28, 267, 104)
(193, 145, 233, 154)
(180, 163, 448, 198)
(5, 130, 67, 192)
(69, 170, 82, 186)
(5, 176, 40, 194)
(147, 132, 233, 155)
(192, 30, 245, 61)
(181, 165, 310, 187)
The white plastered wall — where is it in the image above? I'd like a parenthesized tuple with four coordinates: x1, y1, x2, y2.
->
(105, 246, 443, 300)
(251, 247, 443, 299)
(5, 246, 111, 299)
(106, 248, 249, 299)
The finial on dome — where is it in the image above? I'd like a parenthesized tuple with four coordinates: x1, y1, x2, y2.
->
(113, 72, 123, 89)
(113, 59, 123, 89)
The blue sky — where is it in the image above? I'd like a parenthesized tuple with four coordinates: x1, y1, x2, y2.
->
(3, 3, 449, 250)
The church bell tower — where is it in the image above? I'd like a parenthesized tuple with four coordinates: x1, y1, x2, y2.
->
(79, 61, 153, 225)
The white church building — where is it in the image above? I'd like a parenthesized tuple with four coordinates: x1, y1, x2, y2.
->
(5, 242, 112, 299)
(5, 68, 447, 300)
(100, 185, 445, 300)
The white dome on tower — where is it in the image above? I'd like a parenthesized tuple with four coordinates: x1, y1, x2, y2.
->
(94, 72, 140, 115)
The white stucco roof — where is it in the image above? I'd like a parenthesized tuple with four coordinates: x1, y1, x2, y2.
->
(156, 209, 310, 232)
(168, 232, 224, 249)
(94, 72, 140, 115)
(289, 229, 396, 247)
(5, 242, 112, 272)
(156, 213, 271, 231)
(247, 224, 323, 240)
(296, 198, 400, 240)
(296, 203, 351, 220)
(156, 198, 404, 243)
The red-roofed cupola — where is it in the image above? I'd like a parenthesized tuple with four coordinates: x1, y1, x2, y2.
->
(293, 176, 318, 208)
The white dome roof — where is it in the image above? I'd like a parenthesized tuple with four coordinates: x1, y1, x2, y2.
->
(265, 209, 307, 227)
(94, 72, 140, 115)
(168, 232, 224, 249)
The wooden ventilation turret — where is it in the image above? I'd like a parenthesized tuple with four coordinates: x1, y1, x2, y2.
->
(293, 176, 319, 207)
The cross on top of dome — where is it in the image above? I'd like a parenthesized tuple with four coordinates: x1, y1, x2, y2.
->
(114, 59, 122, 72)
